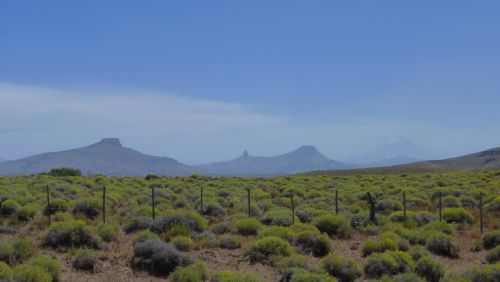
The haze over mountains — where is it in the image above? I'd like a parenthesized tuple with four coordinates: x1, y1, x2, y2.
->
(0, 138, 498, 177)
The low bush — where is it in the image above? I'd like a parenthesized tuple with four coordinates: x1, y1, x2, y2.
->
(485, 245, 500, 264)
(125, 216, 152, 233)
(97, 223, 118, 242)
(380, 272, 426, 282)
(464, 263, 500, 282)
(361, 238, 398, 257)
(415, 257, 444, 282)
(170, 260, 209, 282)
(212, 222, 234, 235)
(296, 210, 315, 223)
(286, 268, 337, 282)
(376, 199, 403, 214)
(260, 210, 294, 226)
(364, 251, 413, 279)
(13, 264, 52, 282)
(294, 231, 331, 257)
(73, 198, 101, 219)
(171, 236, 193, 252)
(245, 236, 294, 263)
(0, 261, 12, 282)
(132, 239, 194, 276)
(48, 168, 82, 176)
(42, 220, 101, 249)
(259, 226, 294, 242)
(44, 199, 69, 215)
(482, 230, 500, 249)
(150, 210, 207, 234)
(0, 238, 34, 265)
(485, 196, 500, 212)
(18, 203, 39, 221)
(73, 249, 100, 273)
(219, 235, 242, 250)
(211, 271, 265, 282)
(234, 218, 261, 236)
(28, 255, 61, 281)
(1, 199, 20, 216)
(441, 208, 474, 224)
(409, 246, 428, 262)
(320, 253, 362, 282)
(133, 230, 160, 245)
(313, 214, 351, 238)
(425, 232, 459, 258)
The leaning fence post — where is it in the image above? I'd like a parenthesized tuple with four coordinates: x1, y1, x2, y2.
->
(367, 192, 376, 223)
(479, 192, 484, 233)
(403, 191, 407, 221)
(102, 186, 106, 224)
(200, 186, 204, 215)
(246, 187, 251, 218)
(438, 192, 442, 222)
(46, 185, 51, 226)
(335, 189, 339, 215)
(290, 192, 295, 225)
(151, 186, 156, 222)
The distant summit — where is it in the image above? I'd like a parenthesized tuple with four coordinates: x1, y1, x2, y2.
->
(347, 136, 432, 167)
(93, 138, 123, 147)
(197, 145, 353, 175)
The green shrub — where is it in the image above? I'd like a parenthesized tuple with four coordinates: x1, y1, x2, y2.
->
(377, 199, 403, 214)
(219, 235, 242, 250)
(0, 261, 12, 282)
(234, 218, 261, 236)
(380, 272, 426, 282)
(482, 230, 500, 249)
(415, 257, 444, 282)
(29, 255, 61, 281)
(18, 203, 39, 221)
(464, 263, 500, 282)
(409, 246, 428, 261)
(361, 238, 398, 257)
(42, 219, 101, 249)
(486, 245, 500, 264)
(245, 236, 294, 263)
(73, 249, 100, 273)
(1, 199, 20, 216)
(73, 198, 101, 219)
(132, 239, 194, 276)
(364, 251, 413, 279)
(294, 231, 331, 257)
(425, 232, 459, 258)
(133, 230, 160, 245)
(211, 271, 265, 282)
(97, 223, 118, 242)
(150, 210, 207, 234)
(260, 210, 294, 226)
(125, 216, 152, 233)
(390, 251, 415, 274)
(287, 268, 337, 282)
(170, 260, 209, 282)
(320, 253, 361, 282)
(259, 226, 294, 242)
(13, 264, 52, 282)
(48, 168, 82, 176)
(0, 238, 34, 265)
(313, 214, 351, 238)
(44, 199, 69, 215)
(441, 208, 474, 224)
(171, 236, 193, 252)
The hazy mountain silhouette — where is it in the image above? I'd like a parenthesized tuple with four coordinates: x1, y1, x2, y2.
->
(347, 136, 432, 167)
(0, 138, 193, 176)
(197, 145, 354, 175)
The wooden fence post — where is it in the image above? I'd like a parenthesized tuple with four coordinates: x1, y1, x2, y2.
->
(46, 185, 51, 226)
(479, 192, 484, 233)
(102, 186, 106, 224)
(151, 186, 156, 221)
(367, 192, 376, 223)
(403, 191, 407, 221)
(335, 189, 339, 215)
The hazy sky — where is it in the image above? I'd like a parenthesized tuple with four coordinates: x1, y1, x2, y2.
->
(1, 1, 499, 164)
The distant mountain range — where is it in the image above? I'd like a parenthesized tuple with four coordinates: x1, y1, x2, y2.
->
(0, 158, 5, 164)
(346, 136, 432, 167)
(1, 138, 499, 177)
(0, 138, 353, 176)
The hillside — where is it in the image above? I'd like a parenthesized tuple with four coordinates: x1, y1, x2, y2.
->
(0, 138, 194, 176)
(197, 145, 354, 175)
(306, 146, 500, 176)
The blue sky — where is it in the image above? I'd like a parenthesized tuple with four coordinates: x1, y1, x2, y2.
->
(1, 1, 499, 163)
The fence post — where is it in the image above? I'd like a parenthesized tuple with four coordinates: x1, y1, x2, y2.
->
(102, 186, 106, 224)
(367, 192, 376, 223)
(479, 192, 484, 233)
(46, 185, 51, 226)
(200, 186, 204, 215)
(246, 188, 251, 218)
(438, 192, 442, 222)
(151, 186, 156, 222)
(290, 192, 295, 225)
(335, 189, 339, 215)
(403, 191, 407, 221)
